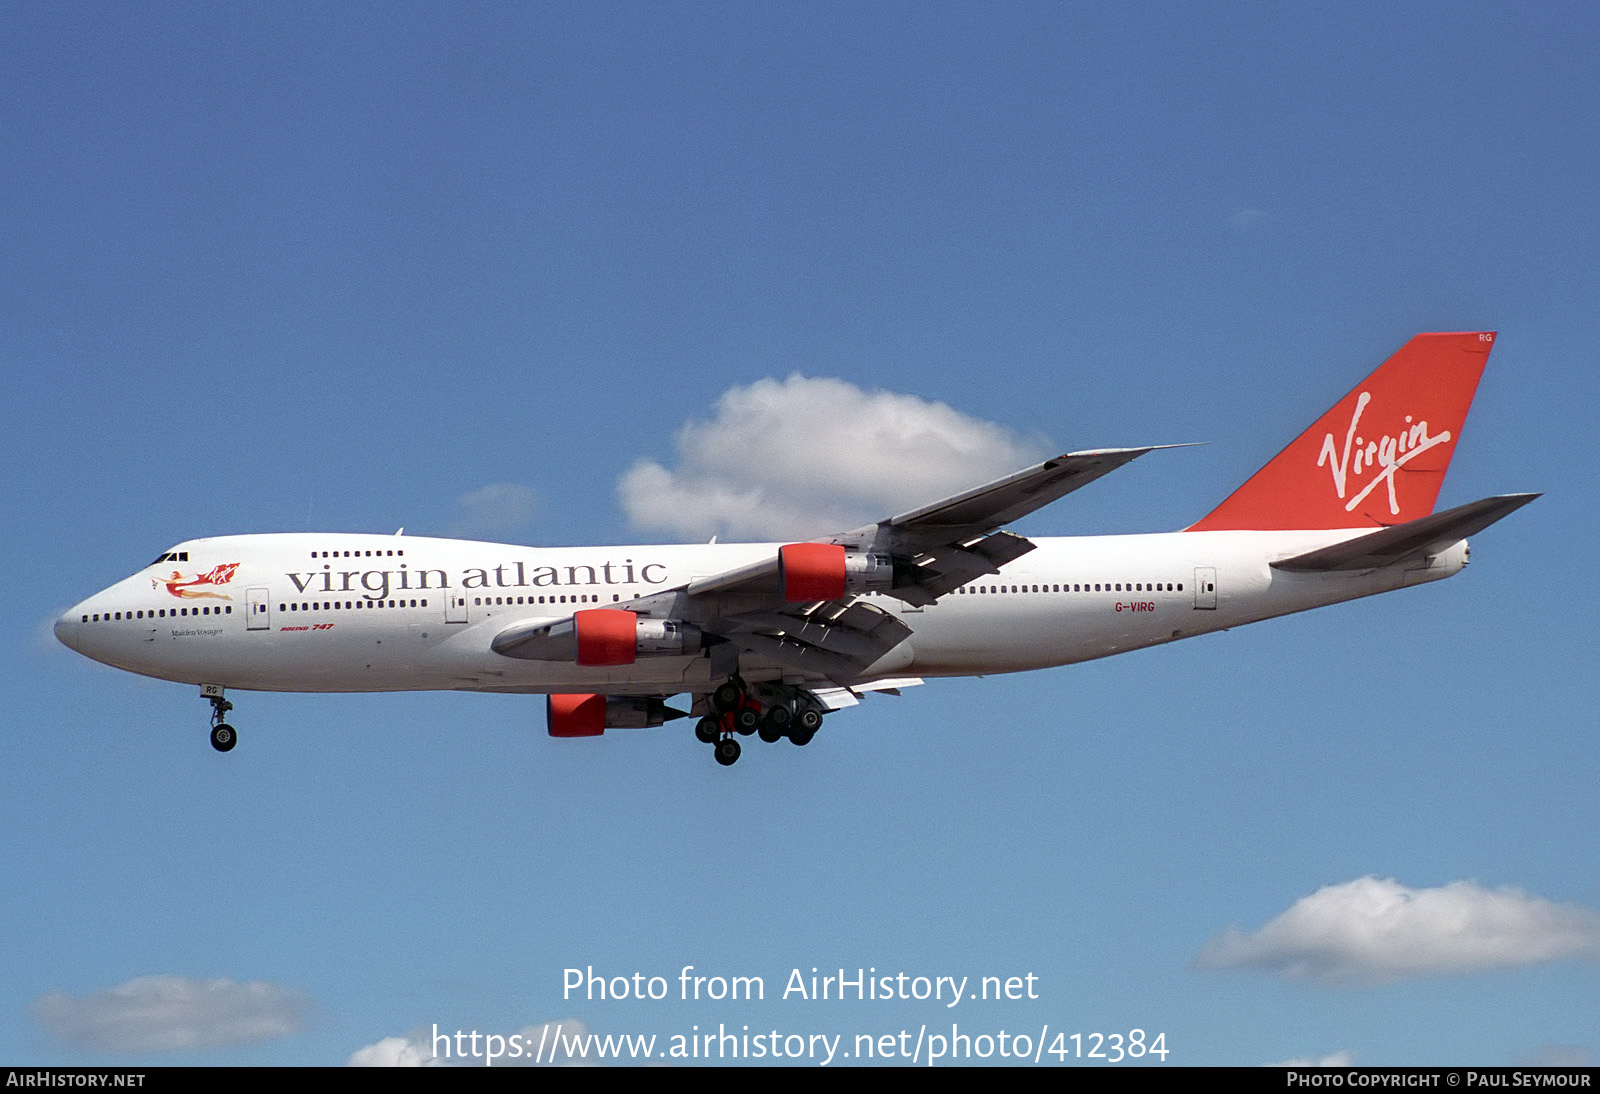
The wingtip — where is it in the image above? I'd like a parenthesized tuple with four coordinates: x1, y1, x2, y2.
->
(1061, 442, 1205, 458)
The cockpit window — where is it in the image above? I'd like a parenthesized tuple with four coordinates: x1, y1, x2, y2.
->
(148, 550, 189, 566)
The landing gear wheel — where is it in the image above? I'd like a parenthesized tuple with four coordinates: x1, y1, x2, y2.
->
(710, 680, 744, 714)
(758, 704, 791, 744)
(733, 707, 761, 735)
(204, 689, 237, 753)
(694, 716, 721, 744)
(714, 737, 742, 766)
(795, 707, 823, 733)
(788, 727, 815, 747)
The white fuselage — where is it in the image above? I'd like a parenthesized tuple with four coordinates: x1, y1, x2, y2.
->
(55, 530, 1468, 697)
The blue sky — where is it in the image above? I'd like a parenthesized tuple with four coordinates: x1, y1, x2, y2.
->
(3, 2, 1597, 1067)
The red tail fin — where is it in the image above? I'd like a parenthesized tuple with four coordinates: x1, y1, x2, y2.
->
(1188, 332, 1495, 531)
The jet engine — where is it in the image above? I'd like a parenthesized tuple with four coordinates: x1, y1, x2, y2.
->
(546, 693, 683, 736)
(778, 544, 893, 602)
(497, 609, 703, 665)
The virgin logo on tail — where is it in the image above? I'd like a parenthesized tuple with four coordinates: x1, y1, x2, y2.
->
(1317, 391, 1452, 516)
(1187, 332, 1492, 532)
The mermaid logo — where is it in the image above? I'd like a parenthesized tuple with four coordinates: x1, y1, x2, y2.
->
(154, 562, 240, 600)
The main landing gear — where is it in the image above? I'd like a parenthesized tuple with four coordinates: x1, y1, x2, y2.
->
(202, 684, 237, 753)
(694, 679, 825, 766)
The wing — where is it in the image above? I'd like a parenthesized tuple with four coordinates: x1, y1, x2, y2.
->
(494, 447, 1168, 688)
(834, 445, 1179, 603)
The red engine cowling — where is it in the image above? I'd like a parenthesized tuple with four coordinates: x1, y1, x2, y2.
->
(546, 693, 606, 737)
(574, 609, 638, 666)
(547, 694, 677, 736)
(780, 543, 847, 601)
(779, 544, 894, 602)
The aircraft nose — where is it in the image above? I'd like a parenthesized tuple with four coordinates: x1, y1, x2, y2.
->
(55, 604, 87, 653)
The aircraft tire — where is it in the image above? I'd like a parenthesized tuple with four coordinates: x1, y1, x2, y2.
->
(795, 708, 823, 733)
(210, 723, 237, 752)
(694, 716, 720, 744)
(714, 738, 741, 766)
(710, 681, 743, 714)
(788, 727, 815, 747)
(733, 708, 760, 735)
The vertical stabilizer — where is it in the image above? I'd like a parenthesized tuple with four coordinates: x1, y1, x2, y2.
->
(1187, 332, 1495, 531)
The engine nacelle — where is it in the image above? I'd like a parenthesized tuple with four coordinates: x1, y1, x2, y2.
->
(574, 609, 639, 666)
(546, 693, 605, 736)
(504, 610, 704, 664)
(546, 694, 679, 736)
(634, 618, 701, 656)
(778, 544, 894, 602)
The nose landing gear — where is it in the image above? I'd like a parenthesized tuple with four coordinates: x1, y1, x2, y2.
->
(202, 684, 237, 752)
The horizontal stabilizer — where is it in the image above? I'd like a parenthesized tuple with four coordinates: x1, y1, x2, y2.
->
(1271, 494, 1539, 573)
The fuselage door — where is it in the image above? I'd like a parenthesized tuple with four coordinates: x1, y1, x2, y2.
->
(1193, 567, 1217, 610)
(445, 592, 469, 624)
(246, 587, 271, 630)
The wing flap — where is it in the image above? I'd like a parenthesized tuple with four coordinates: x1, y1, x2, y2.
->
(729, 600, 913, 663)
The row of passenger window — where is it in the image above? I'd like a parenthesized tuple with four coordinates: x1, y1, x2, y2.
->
(283, 600, 428, 612)
(475, 594, 605, 607)
(309, 548, 405, 558)
(956, 581, 1183, 595)
(84, 605, 233, 622)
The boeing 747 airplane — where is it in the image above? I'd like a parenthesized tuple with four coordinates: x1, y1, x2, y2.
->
(57, 332, 1535, 765)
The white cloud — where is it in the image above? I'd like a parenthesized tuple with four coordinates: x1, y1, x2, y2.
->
(618, 375, 1050, 541)
(1195, 877, 1600, 986)
(450, 483, 537, 536)
(348, 1035, 442, 1067)
(349, 1019, 592, 1067)
(32, 976, 306, 1053)
(1265, 1050, 1355, 1067)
